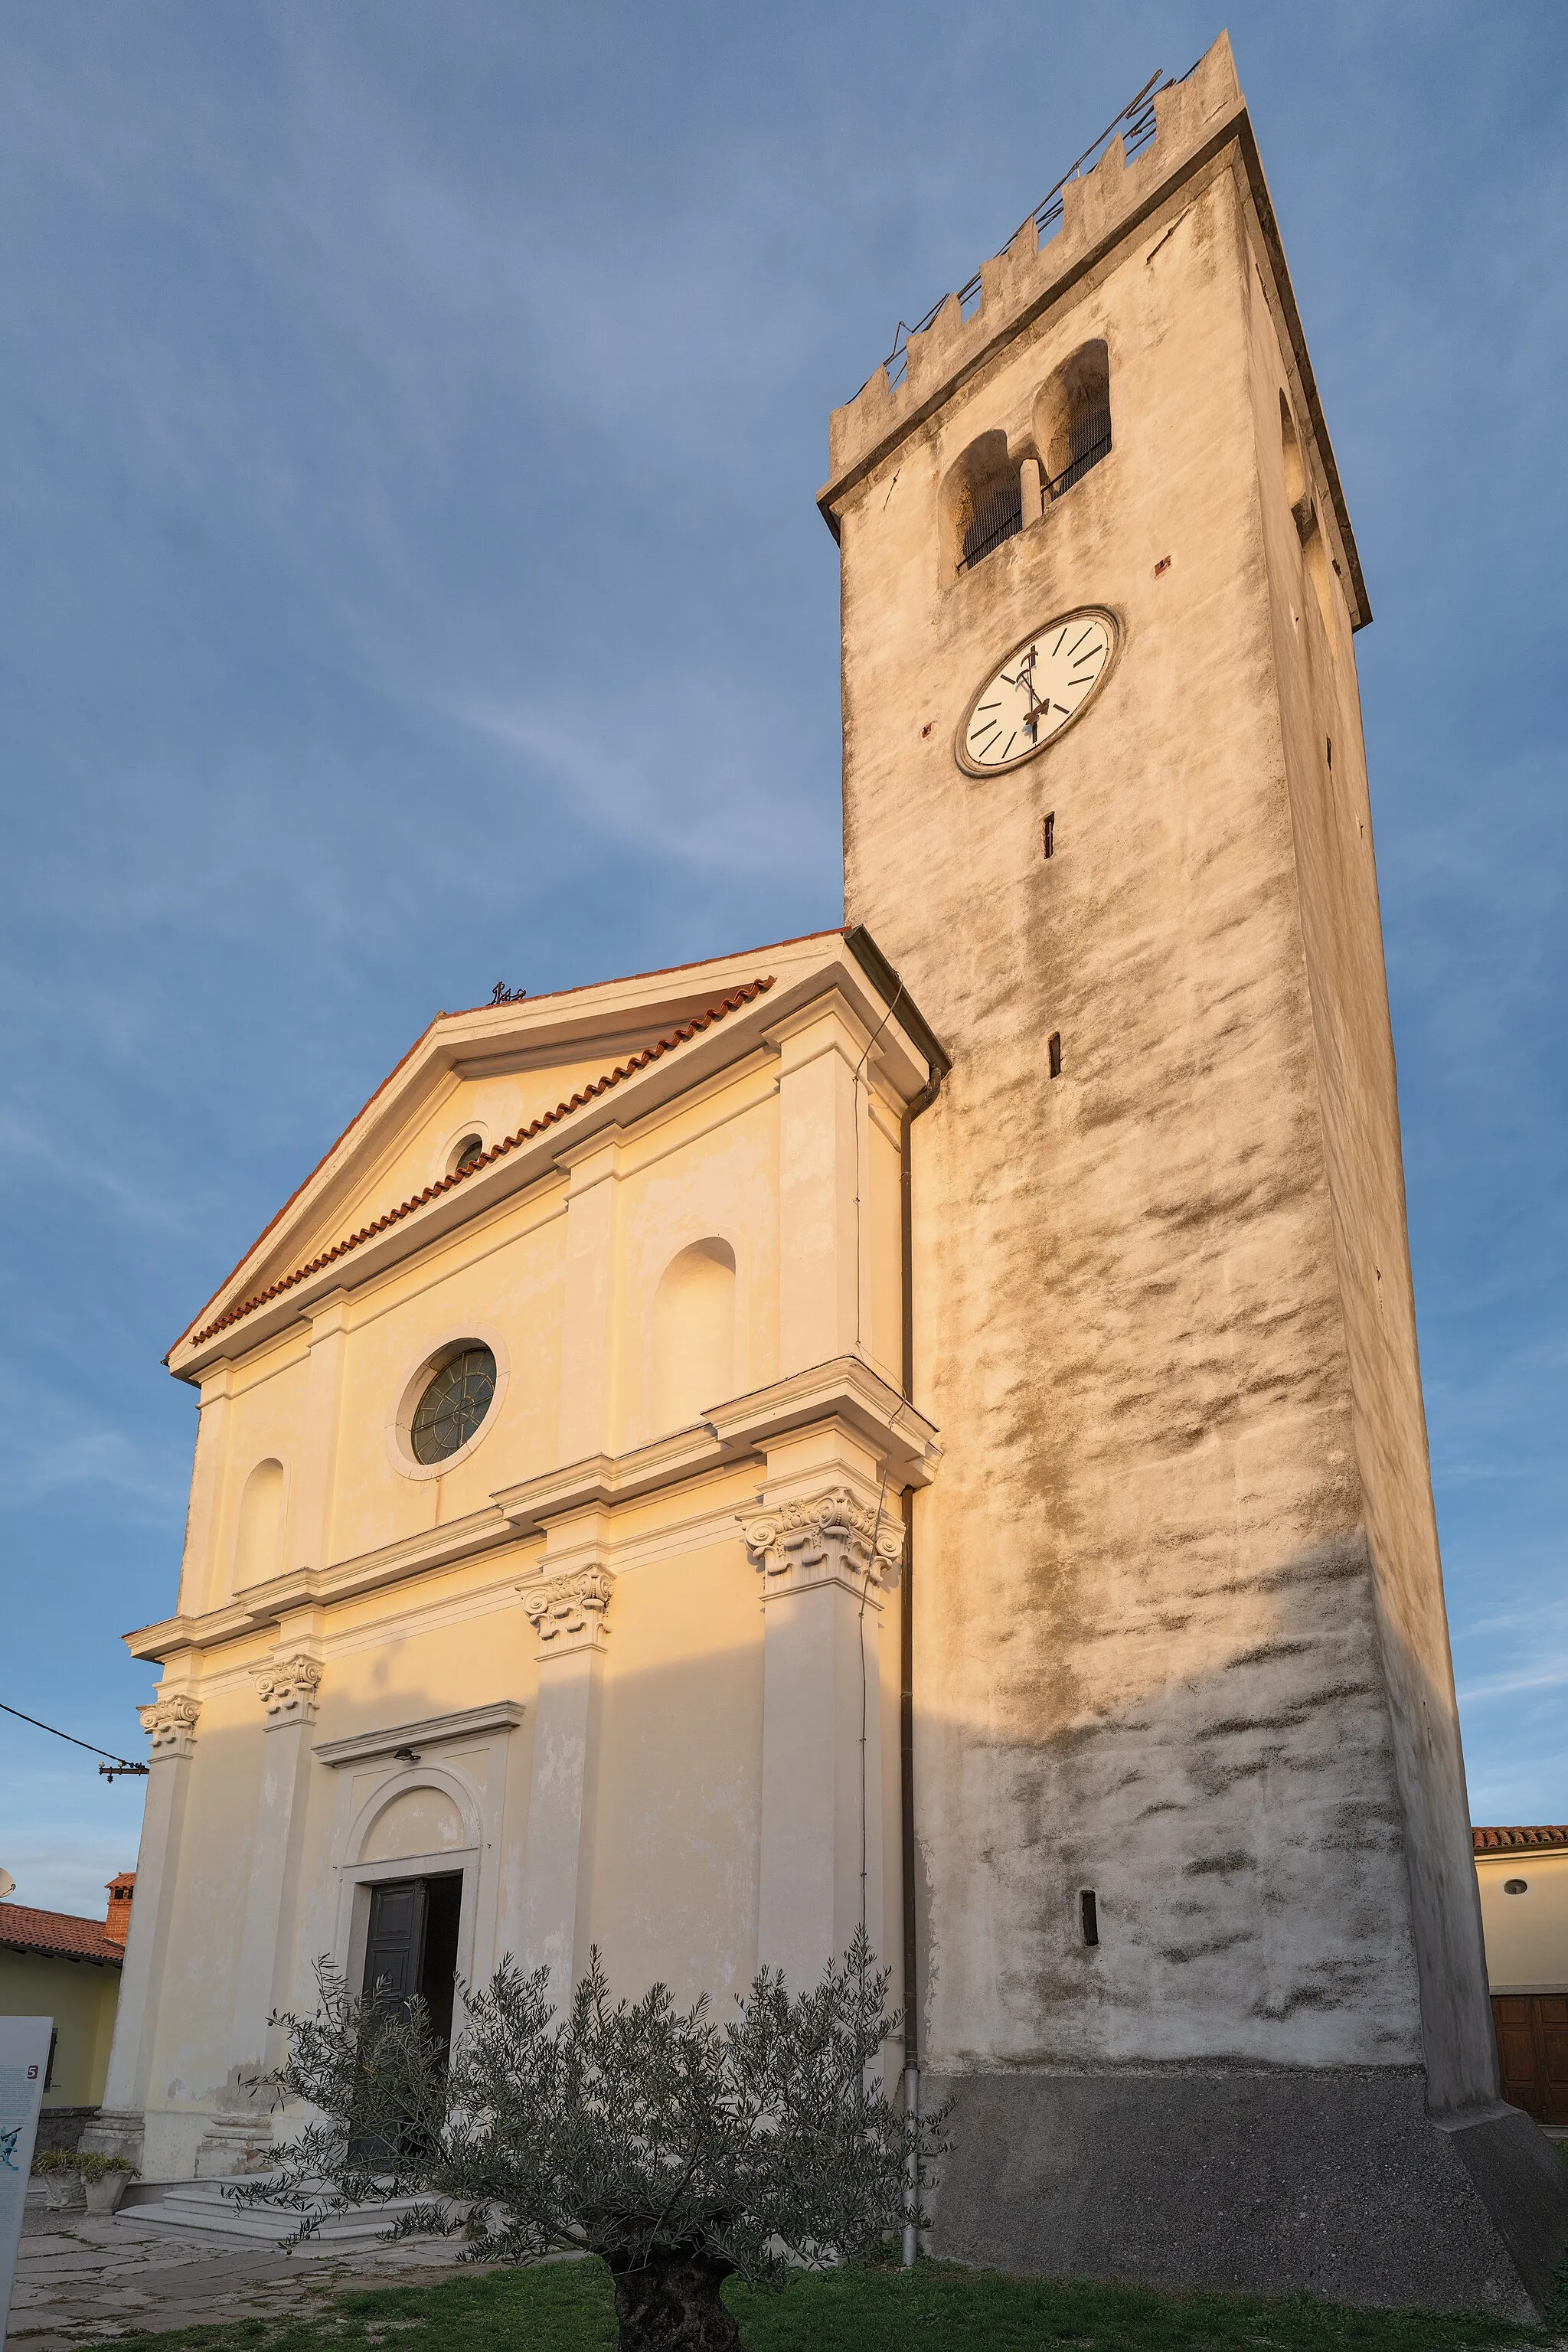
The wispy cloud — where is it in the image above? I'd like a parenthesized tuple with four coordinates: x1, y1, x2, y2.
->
(2, 0, 1567, 1842)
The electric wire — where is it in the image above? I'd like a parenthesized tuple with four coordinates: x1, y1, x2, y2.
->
(0, 1698, 145, 1772)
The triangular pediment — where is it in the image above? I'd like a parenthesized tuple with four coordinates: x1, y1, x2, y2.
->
(167, 928, 941, 1381)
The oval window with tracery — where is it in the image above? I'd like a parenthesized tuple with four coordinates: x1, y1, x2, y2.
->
(410, 1345, 497, 1465)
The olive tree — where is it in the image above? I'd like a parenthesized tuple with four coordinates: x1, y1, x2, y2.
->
(237, 1931, 943, 2352)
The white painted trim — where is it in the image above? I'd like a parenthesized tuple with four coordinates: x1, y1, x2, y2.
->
(338, 1848, 480, 2030)
(325, 1728, 518, 2010)
(439, 1119, 492, 1185)
(384, 1319, 512, 1482)
(345, 1762, 484, 1865)
(315, 1700, 527, 1769)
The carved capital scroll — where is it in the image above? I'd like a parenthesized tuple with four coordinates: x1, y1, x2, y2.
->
(739, 1488, 903, 1600)
(138, 1694, 201, 1759)
(521, 1564, 615, 1658)
(251, 1654, 324, 1726)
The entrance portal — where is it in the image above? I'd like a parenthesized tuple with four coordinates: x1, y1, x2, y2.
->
(362, 1873, 463, 2049)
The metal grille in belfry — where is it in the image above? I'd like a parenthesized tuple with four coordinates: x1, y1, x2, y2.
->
(411, 1344, 497, 1465)
(960, 479, 1024, 573)
(1050, 404, 1112, 498)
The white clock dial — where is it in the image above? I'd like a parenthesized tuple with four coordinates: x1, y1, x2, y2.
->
(956, 609, 1118, 776)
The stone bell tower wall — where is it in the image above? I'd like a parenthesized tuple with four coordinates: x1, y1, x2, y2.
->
(821, 31, 1567, 2313)
(1246, 254, 1498, 2115)
(832, 98, 1433, 2083)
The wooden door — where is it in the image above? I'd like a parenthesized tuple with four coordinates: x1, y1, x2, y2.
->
(364, 1879, 426, 2004)
(1491, 1994, 1568, 2125)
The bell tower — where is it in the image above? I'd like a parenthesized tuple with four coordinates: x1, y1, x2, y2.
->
(819, 34, 1568, 2314)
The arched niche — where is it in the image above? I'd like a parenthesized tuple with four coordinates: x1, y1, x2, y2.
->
(234, 1458, 285, 1590)
(1034, 340, 1112, 495)
(649, 1238, 737, 1436)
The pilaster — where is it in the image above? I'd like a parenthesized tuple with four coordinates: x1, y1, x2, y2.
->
(178, 1361, 234, 1616)
(774, 1006, 863, 1377)
(517, 1519, 615, 2011)
(741, 1424, 903, 1984)
(226, 1653, 324, 2079)
(285, 1291, 350, 1575)
(556, 1138, 623, 1462)
(100, 1693, 202, 2117)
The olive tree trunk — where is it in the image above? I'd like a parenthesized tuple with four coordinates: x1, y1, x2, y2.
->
(608, 2250, 741, 2352)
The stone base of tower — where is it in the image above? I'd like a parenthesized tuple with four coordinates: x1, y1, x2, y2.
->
(927, 2069, 1568, 2319)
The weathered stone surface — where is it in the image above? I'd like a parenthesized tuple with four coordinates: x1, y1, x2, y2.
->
(825, 27, 1566, 2311)
(927, 2069, 1568, 2317)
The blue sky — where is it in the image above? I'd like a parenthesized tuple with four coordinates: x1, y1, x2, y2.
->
(1, 3, 1564, 1916)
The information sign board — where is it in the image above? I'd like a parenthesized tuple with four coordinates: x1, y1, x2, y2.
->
(0, 2017, 52, 2338)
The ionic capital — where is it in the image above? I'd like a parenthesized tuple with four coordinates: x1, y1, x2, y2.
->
(740, 1488, 903, 1602)
(251, 1653, 324, 1725)
(521, 1563, 615, 1658)
(138, 1694, 201, 1759)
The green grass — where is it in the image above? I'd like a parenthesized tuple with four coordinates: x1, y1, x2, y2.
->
(77, 2258, 1566, 2352)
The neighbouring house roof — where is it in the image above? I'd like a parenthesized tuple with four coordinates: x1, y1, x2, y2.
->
(1472, 1826, 1568, 1857)
(182, 975, 778, 1352)
(0, 1903, 125, 1968)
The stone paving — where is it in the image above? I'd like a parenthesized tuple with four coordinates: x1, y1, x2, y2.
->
(7, 2206, 471, 2350)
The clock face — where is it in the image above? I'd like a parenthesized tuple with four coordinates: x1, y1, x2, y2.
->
(956, 609, 1118, 776)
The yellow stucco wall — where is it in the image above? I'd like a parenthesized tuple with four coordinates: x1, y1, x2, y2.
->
(0, 1948, 120, 2107)
(109, 942, 933, 2180)
(1476, 1852, 1568, 1993)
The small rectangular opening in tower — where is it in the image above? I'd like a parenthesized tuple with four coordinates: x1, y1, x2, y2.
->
(1080, 1890, 1099, 1946)
(1043, 812, 1056, 859)
(1048, 1032, 1063, 1080)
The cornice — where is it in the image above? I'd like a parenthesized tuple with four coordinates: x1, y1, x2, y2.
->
(494, 1355, 940, 1535)
(127, 1357, 940, 1666)
(122, 1502, 521, 1662)
(168, 937, 939, 1386)
(314, 1700, 527, 1769)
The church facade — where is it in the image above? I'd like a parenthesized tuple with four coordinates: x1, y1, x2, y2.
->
(97, 35, 1567, 2313)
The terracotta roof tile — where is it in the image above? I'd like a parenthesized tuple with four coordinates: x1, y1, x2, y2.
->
(0, 1903, 124, 1967)
(1472, 1826, 1568, 1856)
(186, 977, 776, 1351)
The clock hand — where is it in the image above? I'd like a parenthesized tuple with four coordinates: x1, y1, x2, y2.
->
(1001, 666, 1047, 714)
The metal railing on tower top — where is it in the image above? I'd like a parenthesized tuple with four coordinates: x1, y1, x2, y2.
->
(857, 67, 1194, 403)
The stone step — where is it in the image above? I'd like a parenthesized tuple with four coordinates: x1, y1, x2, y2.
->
(119, 2176, 436, 2249)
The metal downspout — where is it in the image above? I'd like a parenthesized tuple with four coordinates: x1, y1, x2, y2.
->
(898, 1066, 942, 2265)
(840, 923, 949, 2269)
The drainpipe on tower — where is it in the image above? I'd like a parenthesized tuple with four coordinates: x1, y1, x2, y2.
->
(841, 925, 949, 2271)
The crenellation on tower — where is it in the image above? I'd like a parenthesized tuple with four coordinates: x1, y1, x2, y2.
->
(822, 35, 1369, 633)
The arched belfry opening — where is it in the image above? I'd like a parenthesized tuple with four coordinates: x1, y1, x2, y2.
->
(942, 430, 1027, 578)
(1280, 389, 1307, 509)
(1281, 387, 1334, 633)
(1034, 339, 1112, 497)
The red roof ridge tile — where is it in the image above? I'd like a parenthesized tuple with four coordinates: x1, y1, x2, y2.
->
(0, 1901, 124, 1966)
(168, 936, 838, 1363)
(185, 977, 777, 1351)
(1472, 1825, 1568, 1854)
